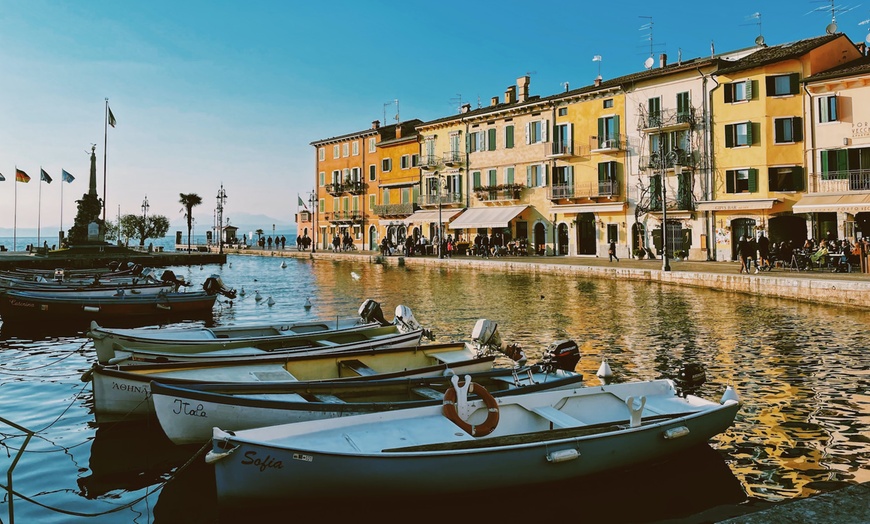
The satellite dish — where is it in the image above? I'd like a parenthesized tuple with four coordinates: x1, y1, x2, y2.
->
(755, 35, 765, 46)
(644, 56, 654, 70)
(865, 32, 870, 44)
(826, 22, 838, 35)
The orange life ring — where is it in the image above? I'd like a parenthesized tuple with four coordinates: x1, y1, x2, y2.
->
(442, 380, 500, 437)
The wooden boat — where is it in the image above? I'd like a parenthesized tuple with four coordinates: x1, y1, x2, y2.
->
(88, 299, 430, 365)
(0, 268, 188, 296)
(87, 339, 500, 422)
(152, 348, 583, 445)
(0, 275, 235, 323)
(206, 379, 740, 505)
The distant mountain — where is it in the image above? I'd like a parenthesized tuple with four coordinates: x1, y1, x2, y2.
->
(171, 212, 296, 236)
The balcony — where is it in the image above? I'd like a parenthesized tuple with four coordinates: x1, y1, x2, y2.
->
(419, 155, 440, 170)
(641, 107, 696, 130)
(373, 202, 417, 218)
(590, 134, 627, 152)
(640, 149, 695, 171)
(545, 141, 590, 159)
(473, 184, 524, 202)
(548, 180, 620, 200)
(325, 181, 367, 196)
(442, 151, 463, 167)
(419, 192, 463, 206)
(323, 211, 364, 224)
(809, 169, 870, 193)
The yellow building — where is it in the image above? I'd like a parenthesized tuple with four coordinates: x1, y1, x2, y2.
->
(704, 33, 862, 260)
(372, 120, 423, 250)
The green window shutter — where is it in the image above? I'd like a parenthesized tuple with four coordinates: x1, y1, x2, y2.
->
(726, 170, 735, 193)
(725, 124, 734, 148)
(837, 149, 848, 172)
(650, 175, 661, 209)
(789, 73, 800, 94)
(505, 126, 514, 148)
(821, 151, 829, 174)
(748, 80, 757, 100)
(472, 171, 481, 188)
(748, 168, 758, 192)
(774, 119, 784, 142)
(598, 162, 607, 182)
(543, 164, 549, 186)
(597, 118, 604, 147)
(488, 128, 496, 151)
(724, 83, 733, 103)
(526, 166, 532, 186)
(750, 122, 760, 145)
(792, 166, 804, 191)
(793, 117, 803, 142)
(613, 115, 620, 147)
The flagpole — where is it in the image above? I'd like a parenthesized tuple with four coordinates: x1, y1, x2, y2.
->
(13, 168, 17, 252)
(38, 167, 43, 248)
(103, 98, 108, 224)
(60, 173, 64, 235)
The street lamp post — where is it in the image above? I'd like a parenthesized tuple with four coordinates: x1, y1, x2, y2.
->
(141, 195, 149, 221)
(216, 183, 227, 255)
(309, 189, 317, 253)
(658, 148, 681, 272)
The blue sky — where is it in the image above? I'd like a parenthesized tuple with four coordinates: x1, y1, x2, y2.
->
(1, 0, 867, 234)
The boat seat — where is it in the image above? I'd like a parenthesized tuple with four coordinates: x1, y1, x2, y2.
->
(427, 351, 467, 364)
(338, 359, 378, 377)
(532, 406, 587, 429)
(411, 387, 445, 401)
(311, 393, 345, 404)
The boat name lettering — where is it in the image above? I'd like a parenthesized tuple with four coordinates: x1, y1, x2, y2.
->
(172, 398, 207, 418)
(241, 451, 284, 472)
(111, 381, 150, 397)
(8, 299, 36, 308)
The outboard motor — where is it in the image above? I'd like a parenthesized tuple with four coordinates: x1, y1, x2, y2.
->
(540, 339, 581, 373)
(358, 299, 389, 326)
(107, 261, 120, 271)
(395, 305, 430, 338)
(161, 270, 189, 290)
(202, 275, 237, 299)
(471, 319, 502, 350)
(53, 268, 65, 283)
(673, 362, 706, 397)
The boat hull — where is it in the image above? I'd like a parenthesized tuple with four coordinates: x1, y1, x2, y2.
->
(209, 380, 740, 505)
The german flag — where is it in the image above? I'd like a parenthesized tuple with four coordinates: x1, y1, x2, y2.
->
(15, 168, 31, 183)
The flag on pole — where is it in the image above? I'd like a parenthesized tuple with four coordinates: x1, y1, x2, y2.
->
(592, 55, 602, 61)
(0, 173, 5, 181)
(108, 106, 117, 127)
(298, 195, 308, 209)
(62, 169, 75, 183)
(40, 168, 52, 184)
(15, 169, 30, 183)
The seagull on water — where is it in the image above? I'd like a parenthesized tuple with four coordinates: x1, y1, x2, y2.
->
(267, 296, 276, 306)
(255, 290, 263, 302)
(304, 298, 312, 309)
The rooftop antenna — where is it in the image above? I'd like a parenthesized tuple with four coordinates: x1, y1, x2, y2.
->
(562, 81, 570, 92)
(638, 16, 663, 69)
(383, 99, 399, 126)
(860, 16, 870, 46)
(744, 12, 766, 46)
(592, 55, 602, 79)
(449, 94, 463, 113)
(807, 0, 860, 34)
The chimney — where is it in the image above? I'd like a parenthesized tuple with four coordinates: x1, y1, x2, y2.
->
(372, 120, 380, 129)
(659, 53, 667, 68)
(491, 96, 499, 107)
(517, 75, 530, 103)
(505, 85, 517, 104)
(594, 76, 602, 87)
(460, 103, 471, 114)
(395, 124, 402, 138)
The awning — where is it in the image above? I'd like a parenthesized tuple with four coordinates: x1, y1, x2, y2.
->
(551, 203, 626, 214)
(379, 181, 418, 188)
(448, 206, 528, 230)
(695, 199, 778, 211)
(792, 194, 870, 214)
(402, 209, 463, 225)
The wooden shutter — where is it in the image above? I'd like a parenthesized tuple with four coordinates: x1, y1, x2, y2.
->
(613, 116, 620, 147)
(597, 118, 605, 148)
(598, 162, 607, 182)
(748, 168, 758, 192)
(724, 83, 733, 103)
(725, 124, 734, 148)
(792, 166, 804, 191)
(793, 117, 803, 142)
(567, 165, 574, 186)
(526, 165, 532, 186)
(765, 76, 775, 96)
(726, 170, 735, 193)
(525, 123, 531, 144)
(488, 128, 496, 150)
(541, 120, 549, 142)
(505, 126, 514, 148)
(747, 80, 756, 100)
(789, 73, 800, 95)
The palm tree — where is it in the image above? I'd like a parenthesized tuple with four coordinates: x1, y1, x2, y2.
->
(179, 193, 203, 253)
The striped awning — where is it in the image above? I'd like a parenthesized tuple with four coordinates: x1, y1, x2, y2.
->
(402, 209, 463, 225)
(792, 194, 870, 214)
(448, 206, 528, 229)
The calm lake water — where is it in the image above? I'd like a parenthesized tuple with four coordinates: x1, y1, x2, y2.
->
(0, 252, 867, 522)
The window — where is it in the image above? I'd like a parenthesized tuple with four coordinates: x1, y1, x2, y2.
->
(319, 172, 325, 186)
(411, 154, 419, 167)
(369, 164, 376, 181)
(368, 138, 376, 153)
(676, 92, 691, 123)
(505, 125, 514, 148)
(382, 189, 390, 205)
(449, 132, 461, 154)
(319, 198, 325, 212)
(649, 175, 661, 210)
(318, 148, 325, 161)
(351, 167, 360, 182)
(331, 170, 341, 184)
(766, 73, 799, 96)
(487, 128, 497, 151)
(526, 120, 543, 144)
(381, 158, 392, 172)
(774, 117, 803, 143)
(819, 95, 838, 123)
(487, 169, 497, 186)
(597, 115, 620, 149)
(607, 223, 618, 243)
(343, 168, 351, 182)
(505, 166, 515, 184)
(647, 97, 662, 127)
(352, 142, 359, 156)
(603, 99, 613, 108)
(768, 166, 804, 192)
(369, 194, 376, 208)
(526, 164, 547, 187)
(400, 155, 410, 169)
(724, 122, 754, 148)
(472, 171, 481, 188)
(725, 168, 757, 194)
(401, 187, 410, 204)
(468, 132, 480, 152)
(333, 145, 340, 159)
(342, 143, 349, 157)
(558, 107, 568, 116)
(598, 161, 617, 194)
(724, 80, 754, 103)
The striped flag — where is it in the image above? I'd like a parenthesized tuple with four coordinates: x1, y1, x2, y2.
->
(40, 168, 52, 184)
(62, 169, 75, 183)
(108, 105, 117, 127)
(298, 195, 308, 209)
(0, 173, 5, 181)
(15, 168, 30, 183)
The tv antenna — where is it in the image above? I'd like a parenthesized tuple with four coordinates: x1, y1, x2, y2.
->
(383, 99, 399, 126)
(592, 54, 602, 79)
(638, 16, 664, 68)
(449, 94, 463, 113)
(743, 12, 765, 45)
(807, 0, 860, 34)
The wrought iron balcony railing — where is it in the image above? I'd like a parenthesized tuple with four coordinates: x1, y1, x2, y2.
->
(419, 192, 463, 206)
(810, 169, 870, 193)
(548, 180, 619, 200)
(442, 151, 463, 166)
(372, 203, 417, 217)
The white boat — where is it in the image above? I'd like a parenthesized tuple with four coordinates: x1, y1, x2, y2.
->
(88, 299, 429, 364)
(152, 341, 582, 445)
(88, 336, 502, 423)
(207, 379, 740, 506)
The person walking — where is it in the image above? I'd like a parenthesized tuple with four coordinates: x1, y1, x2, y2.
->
(737, 236, 750, 273)
(608, 240, 619, 262)
(758, 232, 770, 271)
(748, 235, 759, 273)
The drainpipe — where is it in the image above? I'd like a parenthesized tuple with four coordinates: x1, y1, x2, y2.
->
(704, 68, 721, 260)
(803, 83, 817, 241)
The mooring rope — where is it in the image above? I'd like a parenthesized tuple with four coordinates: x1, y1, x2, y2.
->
(0, 340, 90, 374)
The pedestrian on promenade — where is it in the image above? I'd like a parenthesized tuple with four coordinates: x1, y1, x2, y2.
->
(748, 235, 759, 273)
(737, 236, 750, 273)
(758, 232, 771, 271)
(267, 236, 273, 250)
(281, 236, 286, 250)
(609, 240, 619, 262)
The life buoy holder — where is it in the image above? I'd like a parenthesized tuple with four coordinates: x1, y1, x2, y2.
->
(442, 374, 499, 437)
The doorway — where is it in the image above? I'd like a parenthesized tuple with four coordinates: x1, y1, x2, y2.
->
(576, 213, 596, 255)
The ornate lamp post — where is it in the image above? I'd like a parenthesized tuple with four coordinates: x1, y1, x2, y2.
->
(658, 149, 682, 272)
(216, 184, 227, 255)
(309, 189, 317, 253)
(437, 172, 444, 259)
(141, 195, 149, 221)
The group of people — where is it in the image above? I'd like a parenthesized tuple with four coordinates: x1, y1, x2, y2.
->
(239, 234, 286, 250)
(331, 232, 355, 252)
(737, 231, 863, 273)
(295, 234, 312, 251)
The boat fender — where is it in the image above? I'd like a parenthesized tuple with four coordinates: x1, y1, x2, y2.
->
(80, 368, 94, 382)
(625, 396, 646, 428)
(663, 426, 690, 440)
(547, 449, 580, 463)
(83, 305, 101, 313)
(442, 375, 499, 437)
